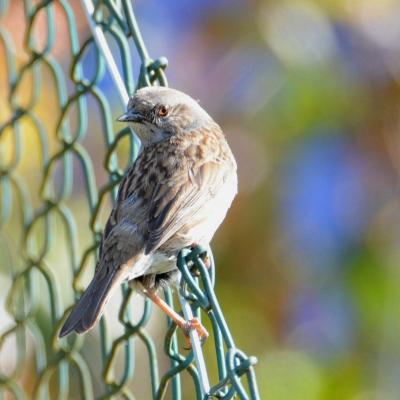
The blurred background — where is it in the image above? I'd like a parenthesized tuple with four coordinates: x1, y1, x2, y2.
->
(2, 0, 400, 399)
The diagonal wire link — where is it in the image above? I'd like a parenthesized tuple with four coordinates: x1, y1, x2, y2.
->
(0, 0, 260, 399)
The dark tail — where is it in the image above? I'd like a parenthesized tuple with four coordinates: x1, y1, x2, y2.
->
(59, 264, 126, 338)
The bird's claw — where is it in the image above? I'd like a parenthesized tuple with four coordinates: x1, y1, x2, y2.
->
(202, 254, 211, 269)
(182, 317, 209, 349)
(189, 243, 211, 273)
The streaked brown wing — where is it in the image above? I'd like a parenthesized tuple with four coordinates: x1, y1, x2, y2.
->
(97, 163, 147, 266)
(144, 161, 227, 254)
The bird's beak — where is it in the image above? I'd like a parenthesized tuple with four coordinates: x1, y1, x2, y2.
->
(117, 109, 144, 123)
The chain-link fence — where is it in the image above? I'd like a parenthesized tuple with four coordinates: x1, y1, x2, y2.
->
(0, 1, 259, 398)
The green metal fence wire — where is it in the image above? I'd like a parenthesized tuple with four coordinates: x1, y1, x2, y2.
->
(0, 0, 260, 399)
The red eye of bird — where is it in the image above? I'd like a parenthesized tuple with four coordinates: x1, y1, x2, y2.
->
(158, 106, 168, 117)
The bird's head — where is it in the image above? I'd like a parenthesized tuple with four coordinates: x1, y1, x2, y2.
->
(118, 86, 212, 146)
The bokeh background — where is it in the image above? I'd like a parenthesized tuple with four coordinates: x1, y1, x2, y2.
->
(2, 0, 400, 399)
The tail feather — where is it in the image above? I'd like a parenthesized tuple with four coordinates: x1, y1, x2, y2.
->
(59, 265, 126, 338)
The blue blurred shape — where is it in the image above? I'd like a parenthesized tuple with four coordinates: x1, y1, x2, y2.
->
(280, 130, 368, 274)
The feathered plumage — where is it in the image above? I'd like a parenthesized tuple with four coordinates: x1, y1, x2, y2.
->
(59, 87, 237, 338)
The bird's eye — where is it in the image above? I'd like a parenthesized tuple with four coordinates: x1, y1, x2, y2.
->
(157, 106, 168, 117)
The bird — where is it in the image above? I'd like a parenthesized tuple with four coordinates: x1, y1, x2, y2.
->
(59, 86, 238, 344)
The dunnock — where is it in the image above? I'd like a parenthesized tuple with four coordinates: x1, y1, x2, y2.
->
(59, 87, 237, 343)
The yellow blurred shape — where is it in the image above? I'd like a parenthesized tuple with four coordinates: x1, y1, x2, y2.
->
(258, 350, 322, 400)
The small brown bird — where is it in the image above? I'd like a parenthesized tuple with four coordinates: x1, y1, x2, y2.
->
(59, 86, 237, 343)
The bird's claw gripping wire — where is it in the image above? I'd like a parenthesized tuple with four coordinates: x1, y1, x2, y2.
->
(182, 317, 209, 349)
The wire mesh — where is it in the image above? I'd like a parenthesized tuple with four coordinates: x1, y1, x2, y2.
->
(0, 1, 260, 398)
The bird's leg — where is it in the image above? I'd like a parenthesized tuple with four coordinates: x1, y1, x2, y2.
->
(145, 288, 209, 348)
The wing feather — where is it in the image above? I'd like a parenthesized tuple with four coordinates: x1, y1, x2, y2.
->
(99, 133, 235, 264)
